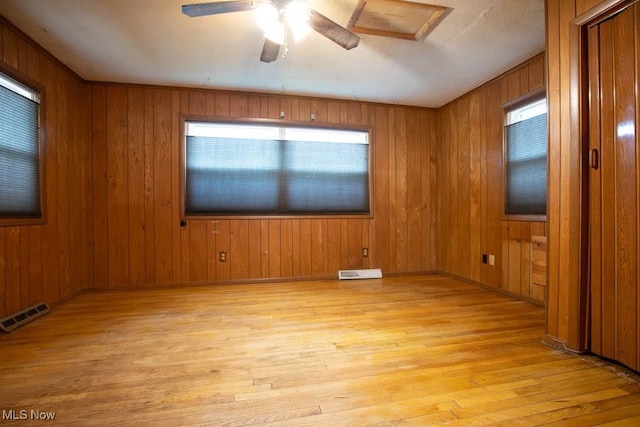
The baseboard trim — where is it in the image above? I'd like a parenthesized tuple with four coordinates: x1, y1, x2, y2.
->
(434, 270, 545, 307)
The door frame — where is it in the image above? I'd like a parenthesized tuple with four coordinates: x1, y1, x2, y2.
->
(569, 0, 638, 352)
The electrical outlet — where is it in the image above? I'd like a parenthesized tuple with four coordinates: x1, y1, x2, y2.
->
(219, 251, 226, 262)
(362, 248, 369, 257)
(488, 254, 495, 266)
(482, 254, 488, 264)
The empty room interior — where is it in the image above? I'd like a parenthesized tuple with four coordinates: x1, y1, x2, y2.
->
(1, 0, 640, 425)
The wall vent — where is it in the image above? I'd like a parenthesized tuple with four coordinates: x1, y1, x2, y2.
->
(338, 268, 383, 280)
(0, 302, 50, 333)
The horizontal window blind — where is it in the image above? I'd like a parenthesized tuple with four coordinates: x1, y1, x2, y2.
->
(184, 122, 370, 216)
(505, 112, 547, 215)
(0, 76, 41, 218)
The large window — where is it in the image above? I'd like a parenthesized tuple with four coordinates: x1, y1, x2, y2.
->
(504, 96, 547, 217)
(0, 70, 43, 223)
(183, 120, 371, 216)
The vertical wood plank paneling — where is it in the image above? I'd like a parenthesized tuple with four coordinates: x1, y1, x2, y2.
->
(28, 227, 42, 306)
(92, 85, 108, 288)
(529, 56, 545, 91)
(216, 220, 231, 281)
(106, 86, 130, 287)
(189, 220, 208, 281)
(56, 71, 71, 297)
(449, 105, 460, 275)
(556, 0, 578, 344)
(128, 87, 146, 285)
(248, 220, 262, 279)
(206, 220, 218, 281)
(229, 219, 248, 280)
(636, 3, 640, 371)
(260, 219, 269, 277)
(19, 226, 29, 309)
(280, 219, 293, 278)
(5, 228, 20, 314)
(485, 81, 503, 288)
(520, 222, 531, 297)
(374, 106, 390, 272)
(1, 15, 444, 305)
(0, 228, 5, 318)
(457, 97, 471, 278)
(171, 90, 182, 283)
(406, 109, 422, 271)
(268, 220, 281, 278)
(436, 106, 449, 272)
(388, 109, 398, 272)
(299, 219, 312, 276)
(0, 20, 92, 313)
(311, 219, 328, 276)
(71, 81, 93, 292)
(348, 219, 363, 269)
(507, 222, 522, 294)
(41, 56, 60, 306)
(421, 110, 434, 271)
(2, 26, 18, 68)
(0, 23, 5, 61)
(395, 108, 408, 272)
(327, 219, 341, 275)
(153, 89, 173, 283)
(469, 91, 482, 282)
(479, 88, 488, 285)
(290, 219, 301, 277)
(435, 53, 546, 304)
(143, 88, 156, 284)
(546, 0, 562, 339)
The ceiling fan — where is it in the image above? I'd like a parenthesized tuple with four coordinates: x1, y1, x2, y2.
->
(182, 0, 360, 62)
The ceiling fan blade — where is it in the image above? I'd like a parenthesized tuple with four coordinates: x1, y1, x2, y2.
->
(260, 38, 281, 63)
(309, 9, 360, 50)
(182, 1, 254, 17)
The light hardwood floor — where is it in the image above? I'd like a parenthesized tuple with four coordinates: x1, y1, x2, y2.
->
(0, 275, 639, 426)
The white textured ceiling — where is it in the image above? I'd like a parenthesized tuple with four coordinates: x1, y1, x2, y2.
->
(0, 0, 545, 108)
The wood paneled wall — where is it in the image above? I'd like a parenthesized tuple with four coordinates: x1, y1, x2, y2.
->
(435, 53, 547, 303)
(0, 12, 552, 320)
(0, 19, 94, 319)
(90, 85, 438, 288)
(545, 0, 633, 352)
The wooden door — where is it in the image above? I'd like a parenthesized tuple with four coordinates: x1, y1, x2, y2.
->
(588, 2, 640, 371)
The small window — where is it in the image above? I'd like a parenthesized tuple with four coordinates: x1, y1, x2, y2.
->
(0, 70, 42, 222)
(504, 97, 548, 216)
(183, 120, 371, 216)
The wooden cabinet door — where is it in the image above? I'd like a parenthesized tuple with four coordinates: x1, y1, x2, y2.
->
(588, 2, 640, 371)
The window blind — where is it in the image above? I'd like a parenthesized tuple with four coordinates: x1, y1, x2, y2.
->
(0, 80, 41, 218)
(184, 122, 370, 216)
(505, 112, 547, 215)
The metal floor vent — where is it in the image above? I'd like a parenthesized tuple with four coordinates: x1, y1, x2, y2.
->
(338, 268, 383, 280)
(0, 302, 50, 333)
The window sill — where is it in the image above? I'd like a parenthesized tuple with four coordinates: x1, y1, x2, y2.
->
(501, 214, 547, 222)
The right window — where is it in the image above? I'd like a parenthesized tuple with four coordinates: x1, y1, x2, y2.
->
(504, 96, 548, 216)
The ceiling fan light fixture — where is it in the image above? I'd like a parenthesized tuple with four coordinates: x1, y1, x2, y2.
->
(285, 0, 310, 23)
(255, 4, 279, 32)
(264, 20, 286, 45)
(285, 0, 311, 42)
(289, 21, 311, 42)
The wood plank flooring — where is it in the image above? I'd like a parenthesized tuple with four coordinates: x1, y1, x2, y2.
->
(0, 274, 639, 426)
